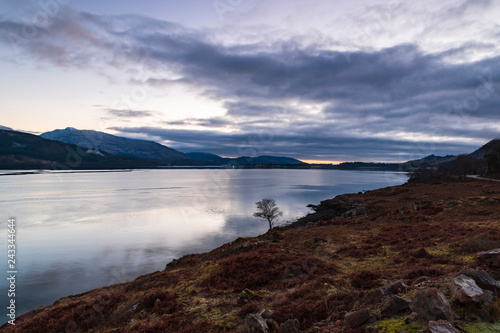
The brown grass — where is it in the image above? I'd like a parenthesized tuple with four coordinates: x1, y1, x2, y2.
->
(4, 178, 500, 333)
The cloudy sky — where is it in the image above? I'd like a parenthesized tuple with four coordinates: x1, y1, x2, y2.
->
(1, 0, 499, 162)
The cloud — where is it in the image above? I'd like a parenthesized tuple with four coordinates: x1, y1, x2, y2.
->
(111, 125, 481, 162)
(1, 4, 499, 161)
(106, 109, 155, 118)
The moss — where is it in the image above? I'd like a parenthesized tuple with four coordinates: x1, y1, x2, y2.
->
(204, 264, 221, 276)
(218, 320, 232, 329)
(323, 282, 341, 294)
(374, 317, 426, 333)
(465, 321, 500, 333)
(242, 288, 256, 300)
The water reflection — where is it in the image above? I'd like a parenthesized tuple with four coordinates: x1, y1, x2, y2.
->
(0, 169, 407, 318)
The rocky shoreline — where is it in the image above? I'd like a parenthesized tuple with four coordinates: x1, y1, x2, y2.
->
(2, 178, 500, 332)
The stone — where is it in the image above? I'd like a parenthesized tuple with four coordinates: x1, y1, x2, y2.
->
(258, 308, 273, 319)
(480, 290, 495, 320)
(344, 308, 371, 329)
(428, 320, 459, 333)
(477, 248, 500, 267)
(278, 319, 300, 333)
(450, 274, 485, 304)
(380, 295, 411, 317)
(314, 237, 327, 243)
(461, 269, 500, 294)
(245, 313, 270, 333)
(363, 289, 384, 305)
(266, 319, 279, 332)
(410, 288, 453, 323)
(381, 280, 408, 296)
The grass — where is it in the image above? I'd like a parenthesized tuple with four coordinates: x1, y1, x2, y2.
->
(374, 317, 426, 333)
(3, 178, 500, 332)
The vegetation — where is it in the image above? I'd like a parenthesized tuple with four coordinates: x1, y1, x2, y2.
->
(253, 198, 283, 229)
(3, 178, 500, 332)
(485, 143, 500, 177)
(438, 154, 484, 178)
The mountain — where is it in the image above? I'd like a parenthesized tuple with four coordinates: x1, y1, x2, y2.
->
(0, 129, 160, 170)
(401, 154, 457, 169)
(41, 128, 188, 162)
(186, 152, 229, 164)
(229, 155, 305, 165)
(469, 138, 500, 158)
(186, 152, 305, 166)
(0, 125, 13, 131)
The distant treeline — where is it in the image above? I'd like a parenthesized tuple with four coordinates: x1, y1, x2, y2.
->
(410, 141, 500, 183)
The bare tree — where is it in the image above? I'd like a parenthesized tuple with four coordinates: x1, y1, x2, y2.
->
(253, 198, 283, 230)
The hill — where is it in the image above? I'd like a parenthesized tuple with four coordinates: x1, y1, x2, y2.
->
(401, 154, 457, 169)
(470, 138, 500, 159)
(41, 128, 189, 162)
(186, 152, 229, 165)
(187, 152, 305, 167)
(228, 155, 305, 166)
(4, 178, 500, 332)
(0, 130, 160, 169)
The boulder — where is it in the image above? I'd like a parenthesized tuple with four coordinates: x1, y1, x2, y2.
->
(278, 319, 300, 333)
(477, 248, 500, 267)
(381, 280, 408, 296)
(259, 308, 273, 319)
(428, 320, 459, 333)
(480, 290, 495, 320)
(410, 288, 453, 323)
(461, 269, 500, 294)
(450, 274, 485, 304)
(380, 295, 411, 317)
(245, 313, 270, 333)
(344, 308, 371, 329)
(363, 289, 384, 305)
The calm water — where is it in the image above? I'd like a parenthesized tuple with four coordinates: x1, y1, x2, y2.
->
(0, 169, 408, 318)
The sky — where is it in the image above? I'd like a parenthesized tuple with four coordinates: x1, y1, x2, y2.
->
(1, 0, 499, 163)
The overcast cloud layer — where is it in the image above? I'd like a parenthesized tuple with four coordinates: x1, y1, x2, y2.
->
(1, 0, 499, 161)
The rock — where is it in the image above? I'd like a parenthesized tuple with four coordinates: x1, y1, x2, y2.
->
(314, 237, 327, 243)
(278, 319, 300, 333)
(305, 222, 317, 229)
(259, 308, 273, 319)
(477, 248, 500, 267)
(450, 274, 485, 304)
(245, 312, 270, 333)
(381, 280, 408, 296)
(461, 269, 500, 294)
(364, 289, 384, 304)
(341, 203, 366, 218)
(410, 288, 453, 323)
(380, 295, 411, 317)
(480, 290, 495, 320)
(267, 319, 279, 332)
(165, 258, 181, 269)
(428, 320, 459, 333)
(344, 308, 371, 329)
(413, 276, 431, 286)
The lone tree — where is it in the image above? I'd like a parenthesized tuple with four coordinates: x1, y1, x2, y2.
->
(253, 198, 283, 230)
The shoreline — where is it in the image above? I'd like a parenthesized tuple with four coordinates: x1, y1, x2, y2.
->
(3, 177, 500, 332)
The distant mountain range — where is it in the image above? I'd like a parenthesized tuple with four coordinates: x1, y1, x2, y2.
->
(1, 125, 498, 171)
(0, 130, 160, 170)
(185, 152, 305, 166)
(41, 128, 189, 163)
(0, 127, 306, 169)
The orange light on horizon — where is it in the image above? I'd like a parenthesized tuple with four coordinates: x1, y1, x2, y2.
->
(301, 159, 344, 165)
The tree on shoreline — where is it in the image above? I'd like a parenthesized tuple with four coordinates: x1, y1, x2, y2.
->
(253, 198, 283, 230)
